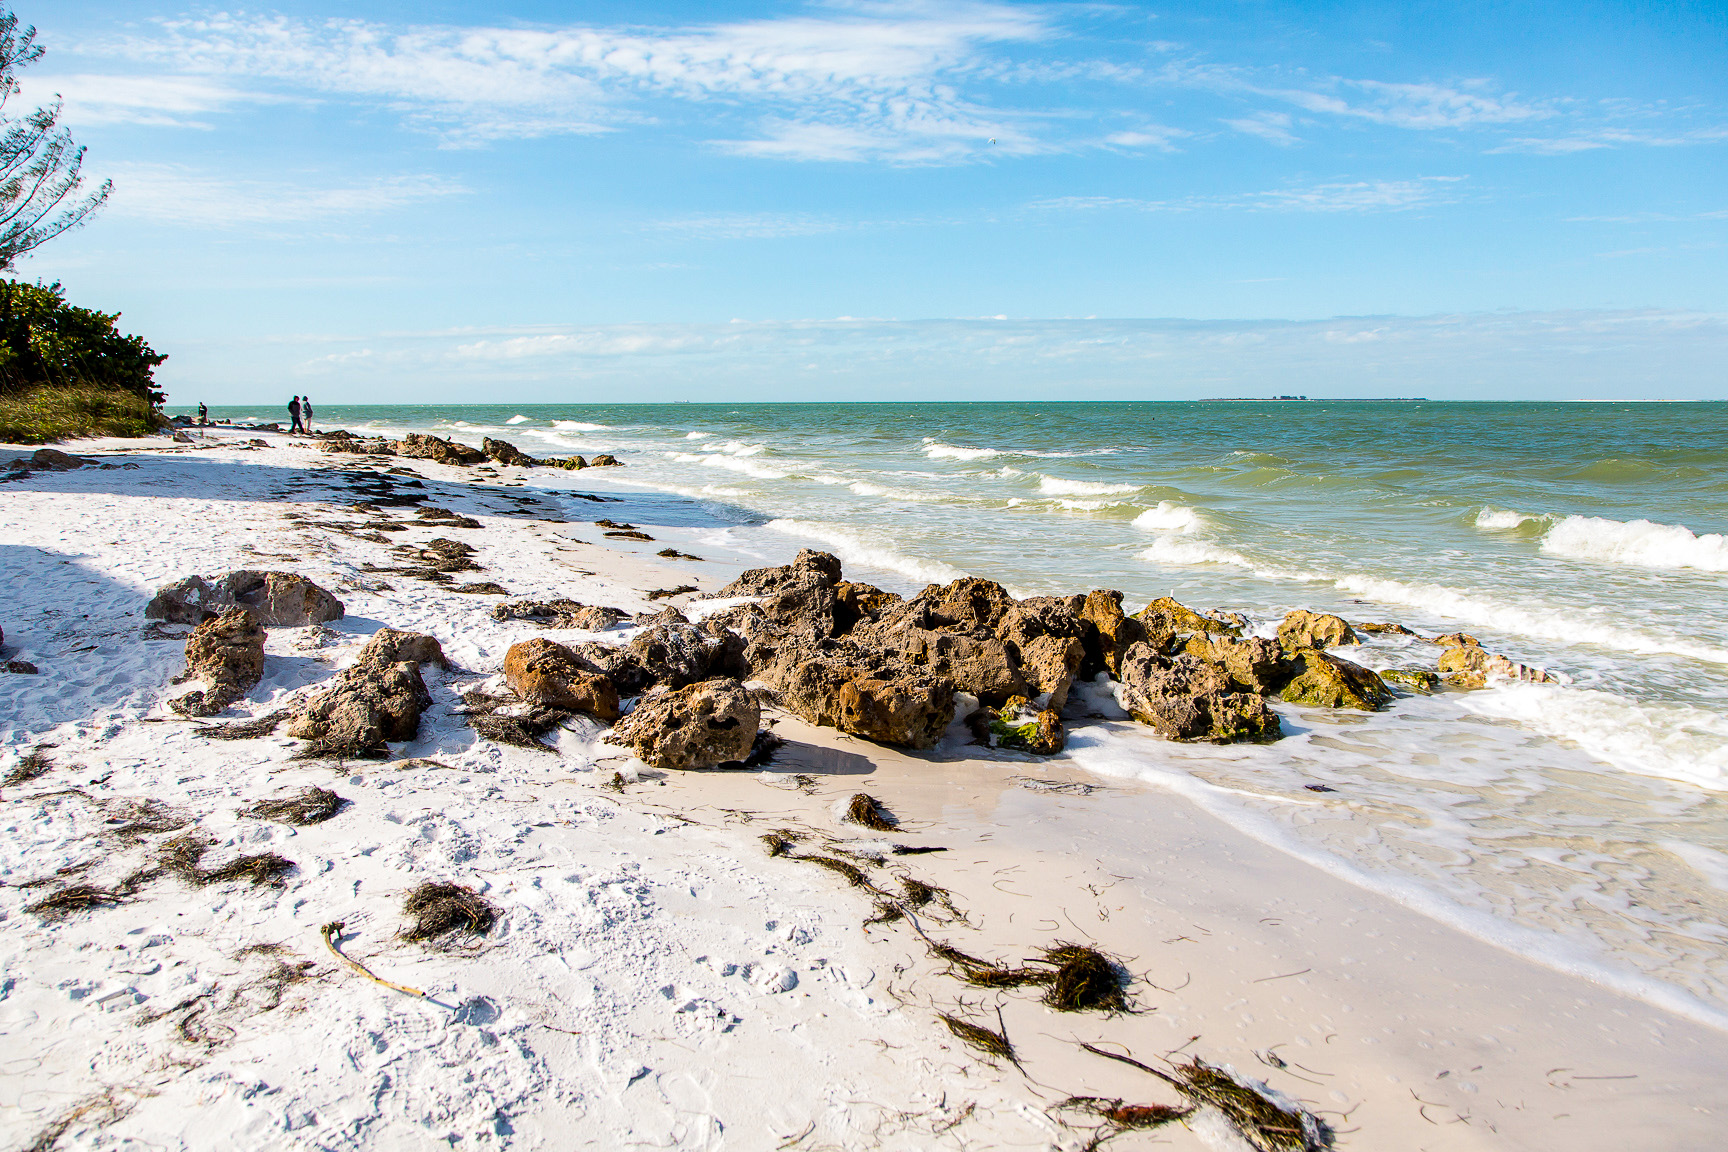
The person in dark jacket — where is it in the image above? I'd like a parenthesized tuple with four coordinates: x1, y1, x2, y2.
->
(288, 396, 303, 433)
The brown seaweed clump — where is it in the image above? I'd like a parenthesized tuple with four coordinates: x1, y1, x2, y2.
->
(400, 882, 498, 942)
(197, 710, 291, 740)
(939, 1012, 1018, 1066)
(843, 792, 897, 831)
(24, 873, 153, 921)
(1080, 1044, 1330, 1152)
(241, 786, 346, 826)
(928, 940, 1129, 1012)
(1052, 1097, 1192, 1150)
(159, 834, 296, 887)
(2, 745, 54, 787)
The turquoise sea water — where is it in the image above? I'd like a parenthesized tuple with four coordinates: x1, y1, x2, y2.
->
(198, 400, 1728, 1023)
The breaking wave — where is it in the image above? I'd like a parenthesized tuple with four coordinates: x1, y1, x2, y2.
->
(1540, 515, 1728, 572)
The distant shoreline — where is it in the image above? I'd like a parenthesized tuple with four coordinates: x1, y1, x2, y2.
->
(1198, 395, 1428, 402)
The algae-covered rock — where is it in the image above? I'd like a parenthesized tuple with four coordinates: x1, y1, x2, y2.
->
(1437, 645, 1551, 689)
(1357, 621, 1417, 637)
(1137, 596, 1244, 640)
(1380, 668, 1441, 693)
(1277, 610, 1359, 651)
(1279, 648, 1390, 710)
(482, 437, 535, 467)
(1115, 644, 1281, 743)
(986, 697, 1066, 755)
(1433, 632, 1480, 649)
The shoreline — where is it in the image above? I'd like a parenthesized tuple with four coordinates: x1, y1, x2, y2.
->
(2, 427, 1726, 1150)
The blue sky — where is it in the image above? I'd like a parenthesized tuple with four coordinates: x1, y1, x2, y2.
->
(21, 0, 1728, 402)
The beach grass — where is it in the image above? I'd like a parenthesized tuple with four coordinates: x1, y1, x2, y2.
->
(0, 384, 161, 444)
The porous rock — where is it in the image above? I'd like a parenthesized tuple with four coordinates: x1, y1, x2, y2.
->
(624, 623, 715, 691)
(501, 638, 621, 721)
(1077, 590, 1147, 677)
(1277, 610, 1359, 651)
(358, 627, 449, 670)
(1436, 645, 1550, 689)
(482, 437, 535, 467)
(1137, 596, 1244, 644)
(392, 432, 486, 466)
(1279, 648, 1391, 710)
(605, 678, 759, 770)
(778, 656, 955, 750)
(1182, 633, 1290, 695)
(286, 661, 431, 749)
(170, 607, 266, 716)
(1381, 668, 1441, 692)
(146, 570, 345, 627)
(1114, 643, 1281, 743)
(1016, 633, 1086, 711)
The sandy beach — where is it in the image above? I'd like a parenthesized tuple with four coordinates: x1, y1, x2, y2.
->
(3, 426, 1726, 1152)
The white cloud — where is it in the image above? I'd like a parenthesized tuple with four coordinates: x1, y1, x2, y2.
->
(103, 164, 467, 226)
(1274, 78, 1553, 129)
(20, 73, 285, 128)
(1490, 126, 1728, 154)
(648, 211, 850, 239)
(1031, 176, 1464, 215)
(1223, 111, 1297, 145)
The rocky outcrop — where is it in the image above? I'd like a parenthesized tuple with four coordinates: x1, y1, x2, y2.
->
(170, 607, 266, 716)
(1115, 643, 1281, 743)
(1437, 645, 1551, 689)
(482, 437, 535, 467)
(970, 696, 1066, 755)
(778, 656, 955, 749)
(1277, 610, 1359, 651)
(491, 599, 623, 631)
(1433, 632, 1479, 649)
(1381, 668, 1440, 692)
(319, 432, 394, 456)
(1017, 633, 1086, 711)
(147, 571, 345, 627)
(1181, 633, 1290, 695)
(284, 627, 446, 751)
(393, 433, 486, 466)
(604, 679, 759, 770)
(501, 638, 621, 721)
(1077, 590, 1147, 677)
(871, 627, 1031, 706)
(589, 454, 622, 467)
(623, 623, 717, 693)
(1137, 596, 1244, 648)
(1279, 649, 1391, 710)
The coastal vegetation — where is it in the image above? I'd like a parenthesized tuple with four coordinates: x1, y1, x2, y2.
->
(0, 7, 160, 444)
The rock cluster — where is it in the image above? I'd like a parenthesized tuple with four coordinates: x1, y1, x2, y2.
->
(605, 679, 760, 771)
(147, 571, 345, 627)
(313, 429, 625, 471)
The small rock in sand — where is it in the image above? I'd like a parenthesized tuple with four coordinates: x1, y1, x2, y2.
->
(285, 629, 446, 751)
(502, 637, 621, 721)
(146, 570, 345, 626)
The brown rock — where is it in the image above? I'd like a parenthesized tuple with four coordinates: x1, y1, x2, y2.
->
(482, 437, 535, 467)
(779, 657, 955, 749)
(1017, 633, 1085, 710)
(624, 623, 715, 691)
(393, 433, 486, 466)
(286, 660, 432, 750)
(886, 576, 1016, 638)
(1279, 648, 1391, 710)
(356, 628, 448, 670)
(1356, 621, 1418, 636)
(30, 448, 91, 470)
(1077, 589, 1148, 677)
(604, 678, 759, 770)
(1115, 643, 1281, 743)
(832, 580, 902, 635)
(715, 549, 842, 599)
(170, 607, 266, 716)
(1182, 633, 1291, 695)
(146, 570, 345, 627)
(1437, 645, 1550, 689)
(1277, 609, 1359, 651)
(882, 627, 1032, 707)
(501, 638, 621, 721)
(1137, 596, 1244, 638)
(1433, 632, 1480, 649)
(590, 454, 622, 467)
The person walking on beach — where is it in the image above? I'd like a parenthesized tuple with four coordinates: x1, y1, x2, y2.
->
(197, 402, 207, 425)
(302, 396, 315, 433)
(288, 395, 303, 433)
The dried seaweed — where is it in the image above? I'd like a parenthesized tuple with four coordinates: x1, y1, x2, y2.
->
(843, 792, 897, 831)
(103, 797, 193, 840)
(203, 853, 295, 887)
(25, 867, 154, 920)
(452, 582, 509, 595)
(760, 830, 801, 857)
(939, 1012, 1018, 1066)
(1080, 1044, 1329, 1152)
(645, 584, 698, 600)
(3, 745, 53, 786)
(804, 855, 872, 887)
(468, 710, 567, 752)
(601, 771, 628, 793)
(1040, 943, 1130, 1014)
(290, 736, 391, 762)
(1052, 1096, 1192, 1150)
(717, 729, 785, 770)
(242, 786, 345, 826)
(19, 1089, 135, 1152)
(401, 882, 498, 942)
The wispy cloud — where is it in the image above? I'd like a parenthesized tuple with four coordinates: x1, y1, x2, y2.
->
(647, 211, 852, 239)
(1222, 111, 1298, 145)
(105, 163, 467, 226)
(1490, 125, 1728, 154)
(1033, 176, 1465, 214)
(22, 73, 286, 128)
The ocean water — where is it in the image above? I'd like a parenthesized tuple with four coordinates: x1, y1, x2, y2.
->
(203, 400, 1728, 1024)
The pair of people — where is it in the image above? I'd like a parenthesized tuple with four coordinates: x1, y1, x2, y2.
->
(287, 395, 315, 434)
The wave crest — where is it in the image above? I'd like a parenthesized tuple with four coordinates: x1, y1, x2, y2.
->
(1036, 475, 1141, 497)
(1540, 515, 1728, 572)
(923, 439, 999, 461)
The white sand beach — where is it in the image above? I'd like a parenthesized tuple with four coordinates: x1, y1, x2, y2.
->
(3, 427, 1726, 1152)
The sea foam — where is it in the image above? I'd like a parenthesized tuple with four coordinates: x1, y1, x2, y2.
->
(1540, 515, 1728, 572)
(505, 414, 529, 425)
(552, 420, 612, 431)
(1474, 506, 1549, 531)
(1131, 501, 1206, 534)
(1036, 475, 1140, 497)
(922, 439, 999, 460)
(765, 519, 964, 586)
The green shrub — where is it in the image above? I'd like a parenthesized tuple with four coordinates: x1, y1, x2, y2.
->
(0, 280, 166, 404)
(0, 383, 161, 444)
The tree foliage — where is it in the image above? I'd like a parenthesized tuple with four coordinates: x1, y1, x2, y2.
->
(0, 8, 110, 270)
(0, 279, 166, 403)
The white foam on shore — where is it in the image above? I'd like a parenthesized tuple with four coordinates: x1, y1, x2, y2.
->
(1063, 723, 1728, 1033)
(922, 439, 998, 460)
(1455, 680, 1728, 791)
(1540, 514, 1728, 572)
(671, 452, 789, 481)
(1131, 501, 1206, 534)
(1036, 475, 1140, 497)
(764, 518, 964, 586)
(1664, 841, 1728, 892)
